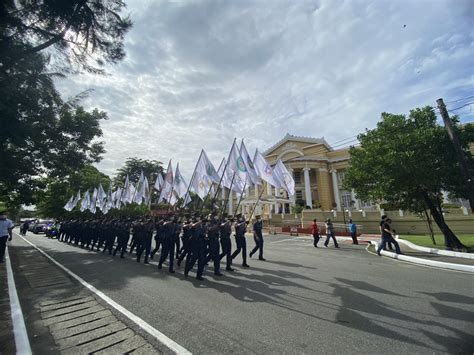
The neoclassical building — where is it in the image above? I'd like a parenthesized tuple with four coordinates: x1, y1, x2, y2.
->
(264, 133, 371, 211)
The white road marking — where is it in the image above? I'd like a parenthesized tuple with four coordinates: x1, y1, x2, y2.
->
(5, 245, 32, 355)
(14, 232, 192, 355)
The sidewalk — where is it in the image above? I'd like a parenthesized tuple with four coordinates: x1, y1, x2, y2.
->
(1, 235, 164, 354)
(367, 240, 474, 273)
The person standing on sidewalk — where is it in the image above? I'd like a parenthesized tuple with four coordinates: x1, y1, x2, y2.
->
(324, 218, 339, 248)
(311, 219, 320, 247)
(377, 218, 402, 255)
(0, 211, 14, 263)
(348, 219, 358, 245)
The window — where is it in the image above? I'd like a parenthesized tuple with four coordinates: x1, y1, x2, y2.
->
(293, 171, 301, 184)
(360, 200, 374, 208)
(295, 190, 303, 200)
(341, 190, 352, 209)
(337, 171, 346, 184)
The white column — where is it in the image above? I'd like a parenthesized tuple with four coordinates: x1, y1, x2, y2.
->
(266, 182, 273, 213)
(275, 186, 279, 214)
(303, 168, 313, 208)
(330, 169, 341, 211)
(228, 190, 233, 215)
(351, 189, 360, 210)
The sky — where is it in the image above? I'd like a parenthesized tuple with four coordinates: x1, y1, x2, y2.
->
(55, 0, 474, 180)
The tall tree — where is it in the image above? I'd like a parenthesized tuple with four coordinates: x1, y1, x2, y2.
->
(0, 0, 132, 74)
(114, 158, 164, 186)
(344, 106, 472, 250)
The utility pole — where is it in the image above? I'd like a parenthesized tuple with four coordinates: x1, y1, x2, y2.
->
(436, 98, 474, 212)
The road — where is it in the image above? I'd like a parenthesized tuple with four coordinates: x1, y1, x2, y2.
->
(10, 231, 474, 354)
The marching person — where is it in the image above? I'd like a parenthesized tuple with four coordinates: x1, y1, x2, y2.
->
(205, 212, 223, 276)
(158, 217, 177, 273)
(0, 211, 14, 263)
(348, 219, 358, 245)
(249, 215, 265, 260)
(185, 215, 207, 280)
(231, 214, 250, 267)
(219, 214, 234, 271)
(324, 218, 339, 248)
(311, 218, 320, 247)
(177, 216, 192, 267)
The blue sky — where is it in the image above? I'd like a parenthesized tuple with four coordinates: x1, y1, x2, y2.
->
(56, 0, 474, 179)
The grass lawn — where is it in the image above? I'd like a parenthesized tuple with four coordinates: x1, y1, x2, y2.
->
(400, 234, 474, 251)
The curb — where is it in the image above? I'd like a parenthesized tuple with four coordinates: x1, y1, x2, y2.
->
(369, 241, 474, 273)
(396, 239, 474, 259)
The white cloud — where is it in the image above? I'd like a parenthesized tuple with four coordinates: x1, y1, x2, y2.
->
(55, 0, 474, 179)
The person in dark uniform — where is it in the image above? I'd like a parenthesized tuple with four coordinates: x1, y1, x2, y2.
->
(158, 217, 176, 273)
(129, 219, 141, 255)
(185, 216, 207, 280)
(150, 218, 164, 259)
(249, 215, 265, 260)
(103, 219, 117, 255)
(218, 214, 234, 271)
(113, 218, 131, 258)
(174, 218, 182, 258)
(177, 216, 192, 267)
(231, 214, 250, 267)
(205, 212, 223, 276)
(137, 219, 153, 264)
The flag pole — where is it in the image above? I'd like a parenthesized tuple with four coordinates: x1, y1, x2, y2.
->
(221, 172, 236, 215)
(210, 138, 236, 212)
(233, 177, 248, 218)
(181, 150, 203, 211)
(248, 183, 266, 221)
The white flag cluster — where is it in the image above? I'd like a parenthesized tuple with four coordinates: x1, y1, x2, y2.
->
(64, 137, 296, 214)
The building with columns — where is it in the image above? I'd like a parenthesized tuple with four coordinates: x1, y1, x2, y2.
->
(233, 134, 378, 217)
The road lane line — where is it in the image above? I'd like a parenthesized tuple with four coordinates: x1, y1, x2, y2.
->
(6, 245, 32, 354)
(14, 232, 192, 355)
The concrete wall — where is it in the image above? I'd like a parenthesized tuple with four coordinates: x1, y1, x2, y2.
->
(267, 209, 474, 235)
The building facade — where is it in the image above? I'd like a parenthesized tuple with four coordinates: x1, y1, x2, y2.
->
(263, 133, 373, 212)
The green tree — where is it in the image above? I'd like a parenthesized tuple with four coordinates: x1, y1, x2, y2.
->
(1, 0, 132, 74)
(36, 165, 110, 218)
(344, 106, 472, 250)
(114, 158, 164, 186)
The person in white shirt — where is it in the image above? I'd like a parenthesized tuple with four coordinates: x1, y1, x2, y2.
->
(0, 211, 14, 263)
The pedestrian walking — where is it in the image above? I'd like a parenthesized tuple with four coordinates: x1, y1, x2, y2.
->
(311, 219, 320, 247)
(0, 211, 13, 263)
(348, 219, 358, 245)
(324, 218, 339, 248)
(377, 218, 402, 255)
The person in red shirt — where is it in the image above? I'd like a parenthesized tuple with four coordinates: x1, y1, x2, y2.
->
(311, 219, 320, 248)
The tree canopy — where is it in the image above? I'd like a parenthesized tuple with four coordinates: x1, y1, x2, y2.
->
(114, 158, 164, 186)
(344, 106, 473, 249)
(0, 0, 132, 74)
(0, 0, 132, 209)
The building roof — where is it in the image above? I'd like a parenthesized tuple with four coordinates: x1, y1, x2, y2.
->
(264, 133, 332, 155)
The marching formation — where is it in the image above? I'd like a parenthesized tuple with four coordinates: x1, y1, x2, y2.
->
(57, 212, 265, 280)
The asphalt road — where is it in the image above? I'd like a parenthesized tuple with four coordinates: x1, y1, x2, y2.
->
(11, 231, 474, 354)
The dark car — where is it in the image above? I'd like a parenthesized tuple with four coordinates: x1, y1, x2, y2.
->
(31, 219, 55, 234)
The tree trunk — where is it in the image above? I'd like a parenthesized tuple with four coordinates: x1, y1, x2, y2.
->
(423, 209, 436, 245)
(422, 193, 466, 250)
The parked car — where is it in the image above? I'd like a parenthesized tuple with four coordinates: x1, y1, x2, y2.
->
(31, 219, 55, 234)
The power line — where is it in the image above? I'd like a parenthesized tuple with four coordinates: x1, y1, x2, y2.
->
(448, 101, 474, 113)
(446, 95, 474, 104)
